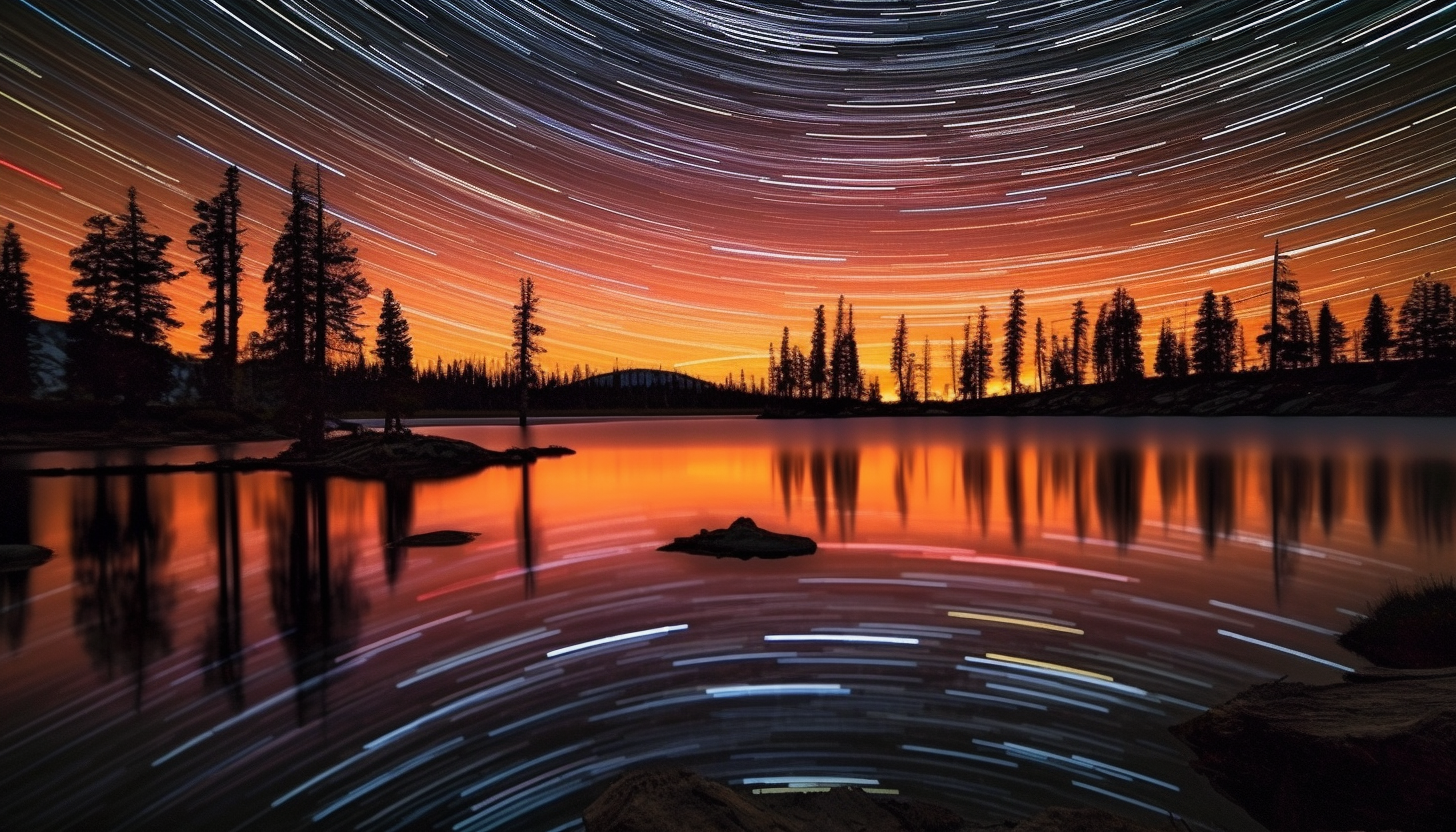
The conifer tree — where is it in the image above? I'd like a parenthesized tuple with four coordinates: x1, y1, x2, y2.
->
(1033, 317, 1046, 392)
(262, 166, 369, 445)
(189, 165, 245, 406)
(1093, 287, 1143, 382)
(1396, 274, 1455, 359)
(1154, 319, 1189, 377)
(1258, 242, 1298, 370)
(829, 296, 846, 399)
(843, 304, 862, 399)
(0, 223, 33, 395)
(958, 319, 973, 401)
(1001, 288, 1026, 394)
(808, 304, 827, 399)
(1070, 299, 1089, 386)
(1316, 302, 1348, 366)
(1220, 295, 1240, 370)
(778, 326, 794, 397)
(1192, 290, 1224, 374)
(66, 189, 183, 404)
(970, 306, 994, 399)
(513, 276, 545, 427)
(890, 315, 912, 402)
(921, 335, 932, 401)
(1285, 307, 1314, 368)
(1361, 293, 1394, 362)
(374, 288, 414, 433)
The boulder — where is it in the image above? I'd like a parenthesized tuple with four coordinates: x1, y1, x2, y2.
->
(0, 544, 52, 572)
(1171, 677, 1456, 831)
(582, 769, 1166, 832)
(658, 517, 816, 559)
(387, 530, 479, 547)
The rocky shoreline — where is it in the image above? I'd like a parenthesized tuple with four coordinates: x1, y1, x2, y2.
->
(21, 432, 575, 479)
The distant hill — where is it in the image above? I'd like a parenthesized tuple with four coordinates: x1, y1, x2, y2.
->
(23, 317, 201, 403)
(570, 369, 713, 390)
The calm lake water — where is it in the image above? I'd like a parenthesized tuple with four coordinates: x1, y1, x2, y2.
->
(2, 416, 1453, 831)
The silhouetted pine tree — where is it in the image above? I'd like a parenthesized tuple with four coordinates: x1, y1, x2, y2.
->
(808, 304, 826, 399)
(0, 223, 33, 395)
(962, 306, 993, 399)
(373, 288, 413, 433)
(1047, 335, 1073, 388)
(1257, 241, 1298, 370)
(1362, 293, 1394, 362)
(777, 327, 794, 397)
(829, 296, 847, 399)
(1093, 287, 1143, 383)
(1315, 302, 1348, 366)
(513, 276, 545, 427)
(1192, 290, 1227, 374)
(1070, 299, 1089, 385)
(66, 189, 182, 405)
(1221, 295, 1242, 370)
(262, 167, 369, 445)
(189, 165, 245, 406)
(843, 304, 862, 399)
(1396, 274, 1455, 360)
(1033, 318, 1046, 392)
(890, 315, 912, 402)
(921, 335, 932, 401)
(1286, 307, 1314, 368)
(1001, 288, 1026, 394)
(1154, 319, 1189, 377)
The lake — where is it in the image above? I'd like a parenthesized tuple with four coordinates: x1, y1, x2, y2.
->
(2, 416, 1452, 831)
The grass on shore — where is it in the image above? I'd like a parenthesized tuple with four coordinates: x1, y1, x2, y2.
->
(1338, 577, 1456, 669)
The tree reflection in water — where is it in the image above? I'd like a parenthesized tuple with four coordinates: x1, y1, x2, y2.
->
(70, 458, 175, 709)
(961, 448, 990, 537)
(381, 477, 415, 587)
(1367, 457, 1391, 545)
(1005, 443, 1024, 548)
(266, 474, 367, 725)
(1196, 451, 1236, 556)
(1268, 454, 1313, 601)
(831, 449, 859, 540)
(1095, 448, 1142, 548)
(202, 467, 245, 711)
(1403, 458, 1456, 551)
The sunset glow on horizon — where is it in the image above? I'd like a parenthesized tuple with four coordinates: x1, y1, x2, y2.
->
(3, 1, 1454, 389)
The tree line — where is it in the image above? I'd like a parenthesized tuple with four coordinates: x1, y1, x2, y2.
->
(0, 165, 551, 440)
(762, 247, 1452, 403)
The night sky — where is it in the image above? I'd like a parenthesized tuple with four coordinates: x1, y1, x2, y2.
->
(3, 0, 1454, 388)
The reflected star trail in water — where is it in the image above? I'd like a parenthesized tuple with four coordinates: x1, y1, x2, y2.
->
(4, 418, 1456, 828)
(2, 2, 1454, 381)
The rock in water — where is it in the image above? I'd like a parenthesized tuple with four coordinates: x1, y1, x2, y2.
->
(583, 769, 1166, 832)
(658, 517, 816, 559)
(1171, 677, 1456, 831)
(388, 530, 479, 547)
(0, 544, 52, 571)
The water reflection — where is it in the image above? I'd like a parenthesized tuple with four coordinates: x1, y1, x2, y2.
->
(70, 461, 176, 707)
(266, 474, 367, 724)
(1195, 452, 1236, 555)
(203, 468, 245, 710)
(1404, 459, 1456, 550)
(1095, 449, 1142, 548)
(1367, 457, 1391, 544)
(0, 466, 33, 650)
(7, 418, 1456, 832)
(381, 477, 415, 587)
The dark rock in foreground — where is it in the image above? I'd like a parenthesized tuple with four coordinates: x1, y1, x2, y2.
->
(1337, 579, 1456, 669)
(1171, 676, 1456, 831)
(388, 530, 479, 547)
(583, 769, 1164, 832)
(658, 517, 816, 559)
(0, 544, 52, 572)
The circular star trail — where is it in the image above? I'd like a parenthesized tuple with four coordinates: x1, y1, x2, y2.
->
(2, 0, 1454, 384)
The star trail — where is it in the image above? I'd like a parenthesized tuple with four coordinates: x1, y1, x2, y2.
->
(2, 0, 1453, 381)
